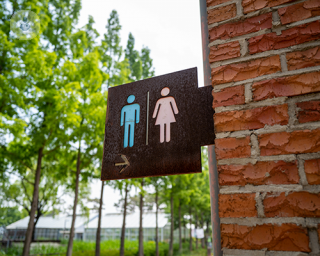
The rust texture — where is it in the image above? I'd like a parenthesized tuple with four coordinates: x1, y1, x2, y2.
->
(101, 68, 215, 180)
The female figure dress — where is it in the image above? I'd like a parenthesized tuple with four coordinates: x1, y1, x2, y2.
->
(153, 96, 179, 143)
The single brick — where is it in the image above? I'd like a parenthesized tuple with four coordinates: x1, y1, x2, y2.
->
(212, 85, 245, 108)
(287, 46, 320, 71)
(304, 159, 320, 185)
(214, 104, 289, 132)
(242, 0, 296, 14)
(252, 71, 320, 101)
(219, 194, 257, 217)
(207, 4, 237, 24)
(209, 13, 272, 41)
(218, 160, 299, 186)
(207, 0, 231, 7)
(221, 223, 310, 252)
(209, 41, 241, 63)
(259, 129, 320, 156)
(297, 101, 320, 123)
(264, 191, 320, 217)
(278, 0, 320, 25)
(215, 136, 251, 159)
(211, 55, 281, 85)
(249, 21, 320, 54)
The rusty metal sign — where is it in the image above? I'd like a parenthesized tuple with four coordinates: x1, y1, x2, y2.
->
(101, 67, 214, 180)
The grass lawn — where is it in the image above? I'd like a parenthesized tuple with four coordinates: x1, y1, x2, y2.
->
(175, 248, 208, 256)
(0, 240, 208, 256)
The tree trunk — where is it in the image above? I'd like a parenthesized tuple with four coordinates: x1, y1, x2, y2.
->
(120, 183, 128, 256)
(138, 179, 144, 256)
(95, 181, 104, 256)
(178, 200, 182, 253)
(169, 191, 174, 256)
(189, 207, 192, 252)
(66, 145, 81, 256)
(201, 217, 205, 248)
(22, 147, 43, 256)
(195, 212, 198, 249)
(206, 220, 210, 248)
(155, 187, 159, 256)
(32, 222, 36, 242)
(31, 212, 41, 242)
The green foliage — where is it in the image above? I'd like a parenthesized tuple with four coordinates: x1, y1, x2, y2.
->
(141, 47, 155, 79)
(0, 241, 205, 256)
(156, 147, 212, 244)
(125, 33, 155, 82)
(99, 10, 130, 88)
(0, 1, 212, 255)
(0, 206, 27, 227)
(0, 242, 66, 256)
(175, 248, 207, 256)
(0, 0, 90, 221)
(1, 1, 156, 254)
(125, 33, 142, 81)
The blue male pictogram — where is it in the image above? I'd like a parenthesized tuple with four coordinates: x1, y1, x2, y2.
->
(121, 95, 140, 148)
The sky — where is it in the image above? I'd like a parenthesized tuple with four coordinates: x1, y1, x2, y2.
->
(78, 0, 204, 86)
(73, 0, 204, 214)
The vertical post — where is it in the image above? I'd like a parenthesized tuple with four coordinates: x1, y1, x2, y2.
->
(199, 0, 222, 255)
(95, 180, 104, 256)
(208, 146, 222, 256)
(199, 0, 212, 87)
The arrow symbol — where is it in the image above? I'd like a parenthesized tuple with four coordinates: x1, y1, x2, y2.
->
(115, 154, 130, 173)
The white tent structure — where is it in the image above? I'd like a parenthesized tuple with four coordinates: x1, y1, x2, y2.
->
(5, 214, 97, 241)
(84, 212, 186, 242)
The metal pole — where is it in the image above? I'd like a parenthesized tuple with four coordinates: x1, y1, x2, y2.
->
(208, 146, 222, 256)
(199, 0, 212, 87)
(199, 0, 222, 255)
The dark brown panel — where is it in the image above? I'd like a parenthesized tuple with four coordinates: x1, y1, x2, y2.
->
(101, 67, 215, 180)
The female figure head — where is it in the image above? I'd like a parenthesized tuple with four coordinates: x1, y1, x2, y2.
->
(161, 87, 170, 97)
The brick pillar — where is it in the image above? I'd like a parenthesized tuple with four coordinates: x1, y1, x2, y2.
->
(206, 0, 320, 255)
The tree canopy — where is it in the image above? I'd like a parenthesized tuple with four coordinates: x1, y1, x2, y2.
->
(0, 1, 212, 255)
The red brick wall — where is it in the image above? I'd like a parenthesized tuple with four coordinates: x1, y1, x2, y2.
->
(206, 0, 320, 254)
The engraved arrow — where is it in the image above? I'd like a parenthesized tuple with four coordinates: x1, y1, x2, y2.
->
(115, 154, 130, 173)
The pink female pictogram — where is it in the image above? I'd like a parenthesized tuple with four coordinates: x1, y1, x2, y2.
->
(152, 87, 179, 143)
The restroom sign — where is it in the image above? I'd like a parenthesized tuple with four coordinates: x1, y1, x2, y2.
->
(101, 67, 215, 180)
